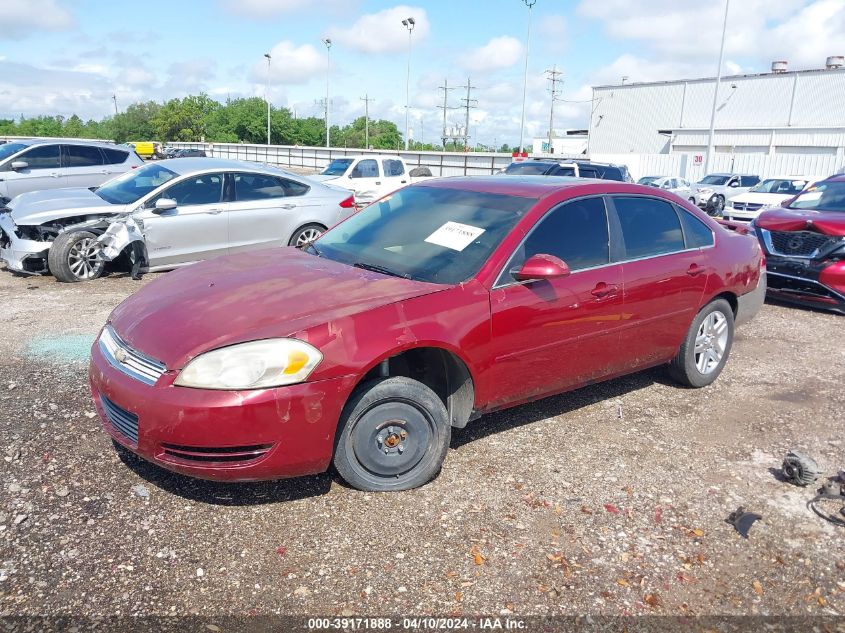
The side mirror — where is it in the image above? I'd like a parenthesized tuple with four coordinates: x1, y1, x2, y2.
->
(662, 182, 672, 189)
(512, 254, 571, 282)
(10, 161, 28, 171)
(729, 181, 740, 188)
(153, 198, 177, 213)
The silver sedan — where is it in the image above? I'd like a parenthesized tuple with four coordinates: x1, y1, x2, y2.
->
(0, 158, 356, 282)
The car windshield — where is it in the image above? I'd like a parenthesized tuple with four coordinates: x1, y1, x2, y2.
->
(312, 185, 533, 284)
(94, 163, 178, 205)
(504, 162, 552, 175)
(321, 159, 354, 176)
(699, 175, 730, 185)
(786, 181, 845, 212)
(638, 176, 659, 185)
(0, 142, 28, 162)
(750, 178, 809, 194)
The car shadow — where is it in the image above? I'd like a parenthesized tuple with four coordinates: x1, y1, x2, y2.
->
(115, 445, 333, 506)
(764, 297, 843, 317)
(451, 366, 669, 449)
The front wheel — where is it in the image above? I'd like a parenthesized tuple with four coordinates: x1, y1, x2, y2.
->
(333, 377, 451, 492)
(48, 230, 105, 282)
(706, 195, 725, 216)
(289, 223, 327, 247)
(668, 298, 734, 388)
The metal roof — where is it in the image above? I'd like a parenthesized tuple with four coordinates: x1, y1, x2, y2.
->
(594, 66, 845, 90)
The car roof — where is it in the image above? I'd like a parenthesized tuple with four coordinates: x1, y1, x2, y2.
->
(157, 157, 300, 178)
(415, 175, 646, 199)
(10, 138, 124, 150)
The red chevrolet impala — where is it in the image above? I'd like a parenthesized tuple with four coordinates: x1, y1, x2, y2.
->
(89, 177, 765, 491)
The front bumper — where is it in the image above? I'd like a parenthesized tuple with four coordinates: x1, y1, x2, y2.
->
(764, 255, 845, 314)
(89, 340, 358, 481)
(0, 214, 50, 274)
(723, 208, 757, 222)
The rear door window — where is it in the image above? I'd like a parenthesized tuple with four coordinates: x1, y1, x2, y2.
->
(740, 176, 760, 187)
(613, 196, 685, 259)
(63, 145, 104, 167)
(233, 173, 286, 201)
(102, 148, 130, 164)
(677, 208, 715, 248)
(20, 144, 61, 169)
(383, 159, 405, 177)
(498, 196, 610, 285)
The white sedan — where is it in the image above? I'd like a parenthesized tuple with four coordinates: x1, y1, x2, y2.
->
(0, 158, 356, 282)
(637, 176, 692, 201)
(722, 176, 821, 222)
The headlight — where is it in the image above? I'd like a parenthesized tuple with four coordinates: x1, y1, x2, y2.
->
(174, 338, 322, 390)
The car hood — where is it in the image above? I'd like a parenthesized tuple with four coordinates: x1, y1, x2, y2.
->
(756, 207, 845, 236)
(10, 188, 121, 226)
(730, 192, 791, 204)
(108, 247, 445, 369)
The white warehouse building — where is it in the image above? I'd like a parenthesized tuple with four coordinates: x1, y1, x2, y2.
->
(587, 59, 845, 179)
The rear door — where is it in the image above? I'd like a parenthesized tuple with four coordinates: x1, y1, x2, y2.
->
(62, 144, 110, 189)
(608, 195, 709, 369)
(4, 144, 64, 197)
(139, 172, 228, 267)
(228, 172, 314, 253)
(487, 196, 625, 408)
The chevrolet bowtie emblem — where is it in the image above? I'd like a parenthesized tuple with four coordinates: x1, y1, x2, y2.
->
(114, 348, 128, 363)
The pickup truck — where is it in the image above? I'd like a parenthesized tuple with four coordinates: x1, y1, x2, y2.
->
(311, 155, 432, 205)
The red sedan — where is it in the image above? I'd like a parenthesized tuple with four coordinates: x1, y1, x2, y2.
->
(89, 177, 765, 491)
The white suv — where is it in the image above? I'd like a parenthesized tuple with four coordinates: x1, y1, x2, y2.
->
(689, 173, 761, 216)
(0, 139, 144, 205)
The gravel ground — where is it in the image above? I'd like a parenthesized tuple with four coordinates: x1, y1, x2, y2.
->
(0, 267, 843, 618)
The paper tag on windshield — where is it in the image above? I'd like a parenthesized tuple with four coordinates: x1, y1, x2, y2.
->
(424, 222, 485, 251)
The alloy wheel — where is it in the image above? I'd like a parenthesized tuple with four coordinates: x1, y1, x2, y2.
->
(694, 310, 728, 374)
(296, 227, 323, 246)
(67, 237, 104, 280)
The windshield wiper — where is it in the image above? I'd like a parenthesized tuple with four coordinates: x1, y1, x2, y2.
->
(353, 261, 412, 279)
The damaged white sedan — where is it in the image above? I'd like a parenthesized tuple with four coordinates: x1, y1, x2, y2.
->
(0, 158, 355, 282)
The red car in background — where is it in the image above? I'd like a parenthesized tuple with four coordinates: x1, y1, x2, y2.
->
(751, 175, 845, 314)
(89, 177, 765, 492)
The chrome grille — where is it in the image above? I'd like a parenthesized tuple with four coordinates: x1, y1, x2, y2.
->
(762, 229, 840, 258)
(732, 202, 763, 212)
(99, 326, 166, 385)
(100, 395, 139, 446)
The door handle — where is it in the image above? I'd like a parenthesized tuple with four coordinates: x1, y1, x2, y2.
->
(206, 208, 223, 215)
(400, 180, 407, 184)
(375, 181, 382, 185)
(100, 170, 112, 174)
(281, 204, 296, 210)
(50, 173, 61, 178)
(591, 282, 619, 298)
(687, 264, 705, 276)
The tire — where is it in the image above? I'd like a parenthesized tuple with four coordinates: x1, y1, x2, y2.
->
(288, 223, 326, 247)
(333, 377, 451, 492)
(668, 298, 734, 388)
(688, 197, 697, 205)
(48, 230, 105, 282)
(706, 195, 724, 216)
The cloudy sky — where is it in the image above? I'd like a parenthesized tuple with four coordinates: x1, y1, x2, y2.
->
(1, 0, 843, 145)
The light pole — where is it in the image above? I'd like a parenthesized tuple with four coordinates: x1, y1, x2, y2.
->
(705, 0, 730, 174)
(518, 0, 536, 154)
(401, 17, 416, 151)
(323, 38, 332, 148)
(263, 52, 271, 145)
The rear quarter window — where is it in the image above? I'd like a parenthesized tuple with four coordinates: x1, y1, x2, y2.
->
(102, 148, 130, 164)
(677, 208, 715, 248)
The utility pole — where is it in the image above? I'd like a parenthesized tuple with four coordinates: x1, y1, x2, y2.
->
(323, 38, 332, 148)
(705, 0, 730, 174)
(112, 94, 118, 116)
(263, 53, 272, 145)
(401, 17, 416, 150)
(437, 78, 460, 149)
(360, 94, 374, 148)
(545, 65, 563, 154)
(518, 0, 537, 154)
(459, 77, 477, 151)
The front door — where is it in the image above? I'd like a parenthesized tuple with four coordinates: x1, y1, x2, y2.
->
(346, 158, 382, 203)
(487, 196, 625, 409)
(140, 172, 228, 267)
(5, 144, 64, 198)
(608, 195, 709, 369)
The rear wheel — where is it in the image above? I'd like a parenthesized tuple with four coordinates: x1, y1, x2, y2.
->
(48, 230, 105, 282)
(289, 223, 327, 247)
(668, 298, 734, 387)
(333, 377, 451, 492)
